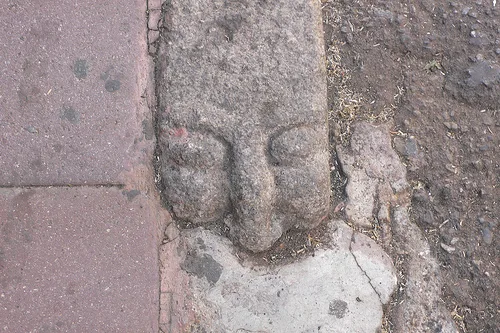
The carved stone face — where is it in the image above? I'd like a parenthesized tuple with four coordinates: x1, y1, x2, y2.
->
(157, 0, 329, 252)
(160, 124, 329, 252)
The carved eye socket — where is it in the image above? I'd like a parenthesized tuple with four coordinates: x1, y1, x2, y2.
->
(269, 127, 324, 165)
(165, 131, 226, 168)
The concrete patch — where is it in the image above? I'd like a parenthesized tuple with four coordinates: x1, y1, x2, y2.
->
(160, 221, 396, 333)
(350, 231, 397, 304)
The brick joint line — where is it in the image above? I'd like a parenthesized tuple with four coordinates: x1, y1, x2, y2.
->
(0, 183, 125, 189)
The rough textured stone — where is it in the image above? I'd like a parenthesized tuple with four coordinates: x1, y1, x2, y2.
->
(159, 220, 396, 333)
(393, 136, 418, 158)
(337, 122, 408, 228)
(336, 122, 456, 332)
(448, 60, 500, 109)
(157, 0, 329, 252)
(391, 207, 458, 333)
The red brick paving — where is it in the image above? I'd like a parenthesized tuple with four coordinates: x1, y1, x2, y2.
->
(0, 187, 160, 332)
(0, 0, 149, 186)
(0, 1, 165, 332)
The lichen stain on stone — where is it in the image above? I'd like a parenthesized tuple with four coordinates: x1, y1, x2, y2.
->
(61, 105, 80, 124)
(73, 59, 88, 79)
(329, 299, 348, 318)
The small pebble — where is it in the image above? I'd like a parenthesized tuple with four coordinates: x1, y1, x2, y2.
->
(445, 163, 457, 173)
(345, 33, 353, 44)
(443, 121, 458, 130)
(478, 188, 488, 197)
(468, 11, 478, 18)
(164, 222, 180, 241)
(440, 242, 456, 253)
(496, 48, 500, 55)
(478, 144, 489, 151)
(405, 137, 418, 157)
(478, 216, 497, 228)
(482, 115, 494, 126)
(482, 227, 493, 244)
(412, 189, 429, 203)
(24, 126, 38, 134)
(421, 210, 436, 226)
(450, 237, 460, 245)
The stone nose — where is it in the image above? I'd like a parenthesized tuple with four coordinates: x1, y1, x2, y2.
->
(230, 140, 281, 252)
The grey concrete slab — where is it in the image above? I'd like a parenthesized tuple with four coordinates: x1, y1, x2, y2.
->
(159, 221, 397, 333)
(0, 187, 159, 333)
(156, 0, 330, 252)
(0, 0, 150, 186)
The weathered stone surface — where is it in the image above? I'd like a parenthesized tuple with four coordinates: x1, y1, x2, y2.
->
(159, 220, 397, 333)
(445, 59, 500, 109)
(337, 122, 408, 228)
(157, 0, 329, 252)
(336, 121, 456, 332)
(391, 207, 458, 333)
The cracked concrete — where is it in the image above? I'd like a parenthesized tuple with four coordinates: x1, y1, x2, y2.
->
(349, 232, 396, 304)
(160, 221, 396, 333)
(336, 122, 458, 332)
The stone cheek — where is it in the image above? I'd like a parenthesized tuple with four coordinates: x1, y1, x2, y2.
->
(270, 127, 330, 230)
(160, 126, 330, 252)
(161, 130, 230, 224)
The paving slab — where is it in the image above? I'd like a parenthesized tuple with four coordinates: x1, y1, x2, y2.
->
(159, 221, 397, 333)
(0, 187, 160, 333)
(156, 0, 330, 252)
(0, 0, 150, 186)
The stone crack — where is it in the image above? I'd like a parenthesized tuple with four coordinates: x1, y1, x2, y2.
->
(348, 233, 383, 304)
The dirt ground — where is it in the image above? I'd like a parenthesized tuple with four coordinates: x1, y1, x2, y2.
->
(322, 0, 499, 331)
